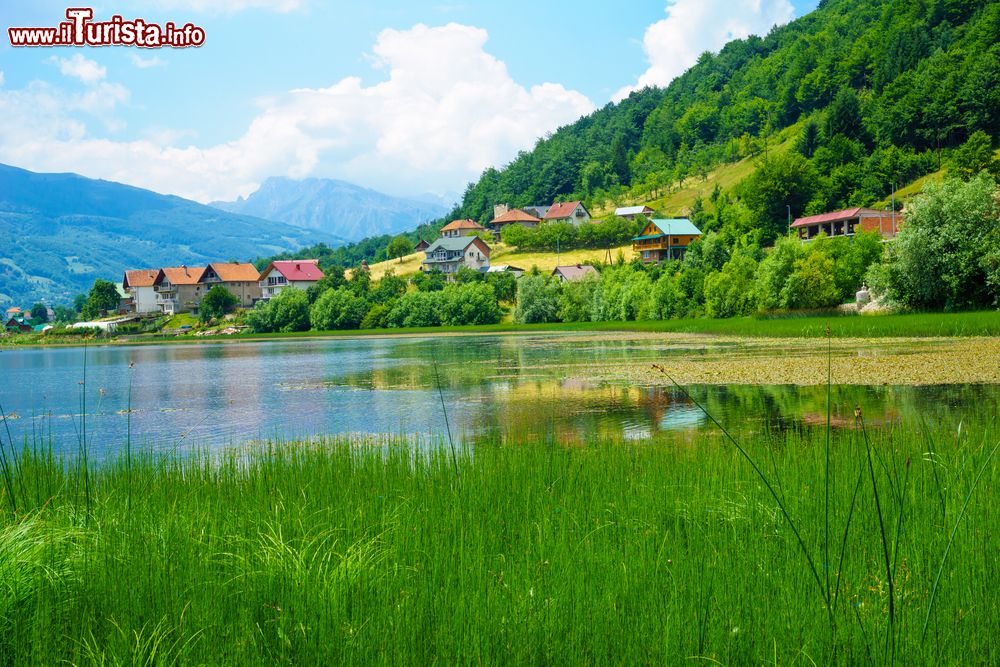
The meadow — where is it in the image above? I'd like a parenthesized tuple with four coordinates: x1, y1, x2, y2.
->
(0, 394, 996, 665)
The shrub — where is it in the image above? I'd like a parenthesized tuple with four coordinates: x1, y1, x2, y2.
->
(514, 276, 561, 324)
(310, 288, 368, 330)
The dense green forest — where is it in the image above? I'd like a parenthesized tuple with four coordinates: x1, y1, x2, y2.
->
(272, 0, 999, 270)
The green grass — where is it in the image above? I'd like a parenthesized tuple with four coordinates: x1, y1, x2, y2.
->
(1, 410, 997, 664)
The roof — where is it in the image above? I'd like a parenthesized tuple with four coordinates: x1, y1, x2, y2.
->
(634, 218, 702, 239)
(791, 208, 886, 229)
(5, 307, 21, 314)
(123, 269, 160, 288)
(490, 208, 541, 225)
(263, 259, 325, 282)
(552, 264, 599, 281)
(414, 239, 430, 249)
(440, 219, 486, 232)
(522, 205, 550, 218)
(423, 236, 491, 257)
(161, 266, 206, 285)
(545, 201, 587, 219)
(615, 206, 653, 216)
(207, 262, 260, 282)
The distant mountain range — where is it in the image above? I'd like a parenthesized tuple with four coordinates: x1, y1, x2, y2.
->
(0, 163, 344, 308)
(210, 177, 449, 242)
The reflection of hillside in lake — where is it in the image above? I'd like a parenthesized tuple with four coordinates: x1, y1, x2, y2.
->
(0, 334, 996, 456)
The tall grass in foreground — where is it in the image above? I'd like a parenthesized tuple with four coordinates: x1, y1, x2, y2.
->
(0, 417, 997, 665)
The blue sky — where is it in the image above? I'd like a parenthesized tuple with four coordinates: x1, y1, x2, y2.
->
(0, 1, 819, 202)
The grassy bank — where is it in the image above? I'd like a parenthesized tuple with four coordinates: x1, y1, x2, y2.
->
(1, 415, 997, 664)
(3, 309, 999, 350)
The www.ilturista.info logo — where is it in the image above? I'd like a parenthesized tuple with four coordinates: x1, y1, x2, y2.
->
(8, 8, 205, 48)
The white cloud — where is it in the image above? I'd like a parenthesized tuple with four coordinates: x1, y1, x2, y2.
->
(130, 54, 167, 70)
(50, 54, 107, 85)
(0, 22, 594, 203)
(0, 70, 5, 87)
(614, 0, 794, 101)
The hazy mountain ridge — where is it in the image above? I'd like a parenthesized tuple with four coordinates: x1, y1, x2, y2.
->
(211, 177, 449, 242)
(0, 163, 343, 307)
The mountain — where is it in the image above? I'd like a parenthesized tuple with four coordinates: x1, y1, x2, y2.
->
(0, 164, 345, 308)
(211, 177, 449, 242)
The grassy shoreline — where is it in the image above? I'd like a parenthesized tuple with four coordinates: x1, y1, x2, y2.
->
(1, 418, 997, 664)
(4, 309, 1000, 350)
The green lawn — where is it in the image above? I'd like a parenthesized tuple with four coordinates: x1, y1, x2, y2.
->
(2, 411, 997, 664)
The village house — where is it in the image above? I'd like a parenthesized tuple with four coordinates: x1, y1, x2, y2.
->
(202, 262, 262, 307)
(614, 205, 654, 220)
(414, 239, 430, 252)
(792, 207, 902, 240)
(155, 266, 206, 314)
(123, 269, 162, 314)
(440, 219, 487, 238)
(552, 264, 599, 282)
(489, 205, 542, 238)
(486, 264, 525, 278)
(545, 201, 591, 226)
(632, 218, 702, 263)
(258, 260, 325, 300)
(421, 236, 491, 276)
(4, 316, 32, 333)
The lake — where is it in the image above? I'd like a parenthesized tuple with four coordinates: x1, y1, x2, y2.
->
(0, 333, 996, 457)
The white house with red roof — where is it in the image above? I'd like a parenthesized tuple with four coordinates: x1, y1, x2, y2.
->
(544, 201, 591, 226)
(440, 219, 487, 238)
(258, 260, 325, 300)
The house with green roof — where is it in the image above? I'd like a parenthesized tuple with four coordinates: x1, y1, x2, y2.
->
(632, 218, 702, 263)
(421, 236, 491, 276)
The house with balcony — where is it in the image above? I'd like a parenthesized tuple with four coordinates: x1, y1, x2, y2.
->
(421, 237, 491, 276)
(257, 260, 325, 300)
(201, 262, 262, 307)
(489, 206, 541, 238)
(544, 201, 591, 226)
(122, 269, 162, 314)
(792, 207, 902, 240)
(632, 218, 702, 263)
(155, 266, 206, 314)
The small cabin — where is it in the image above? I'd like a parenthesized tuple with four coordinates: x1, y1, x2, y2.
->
(632, 218, 702, 263)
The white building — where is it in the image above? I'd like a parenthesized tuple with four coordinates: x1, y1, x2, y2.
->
(258, 260, 325, 299)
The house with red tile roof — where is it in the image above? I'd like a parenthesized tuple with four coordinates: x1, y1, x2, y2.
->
(792, 207, 902, 240)
(258, 260, 325, 300)
(440, 219, 487, 238)
(544, 201, 591, 226)
(122, 269, 163, 314)
(202, 262, 262, 307)
(489, 207, 541, 237)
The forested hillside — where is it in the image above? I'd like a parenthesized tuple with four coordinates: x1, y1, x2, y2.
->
(447, 0, 999, 230)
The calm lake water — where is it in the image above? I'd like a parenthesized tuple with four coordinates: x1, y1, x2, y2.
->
(0, 334, 996, 457)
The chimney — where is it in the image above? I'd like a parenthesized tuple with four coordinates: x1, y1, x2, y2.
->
(493, 203, 510, 220)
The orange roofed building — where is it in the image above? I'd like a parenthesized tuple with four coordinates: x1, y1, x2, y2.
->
(202, 262, 262, 307)
(440, 219, 487, 238)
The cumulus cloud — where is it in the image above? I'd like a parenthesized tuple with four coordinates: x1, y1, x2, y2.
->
(50, 54, 107, 85)
(0, 22, 593, 202)
(615, 0, 794, 100)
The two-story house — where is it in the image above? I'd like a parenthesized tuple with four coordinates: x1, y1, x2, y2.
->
(257, 260, 325, 299)
(122, 269, 162, 314)
(632, 219, 702, 263)
(421, 237, 491, 276)
(155, 266, 206, 314)
(440, 219, 487, 238)
(544, 201, 591, 226)
(201, 262, 262, 307)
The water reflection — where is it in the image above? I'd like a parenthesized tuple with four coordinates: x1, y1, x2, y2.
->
(0, 335, 995, 456)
